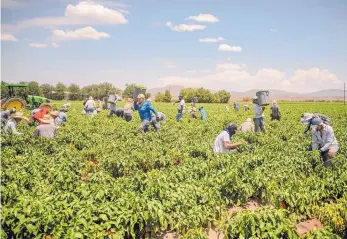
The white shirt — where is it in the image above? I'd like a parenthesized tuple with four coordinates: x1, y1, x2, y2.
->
(85, 100, 95, 109)
(254, 104, 264, 118)
(312, 125, 338, 151)
(178, 99, 185, 113)
(239, 121, 254, 133)
(4, 119, 23, 135)
(213, 131, 230, 153)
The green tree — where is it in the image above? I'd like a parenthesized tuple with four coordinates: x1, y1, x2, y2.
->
(196, 87, 213, 103)
(27, 81, 42, 96)
(68, 84, 81, 100)
(122, 83, 136, 99)
(55, 82, 66, 100)
(179, 88, 196, 102)
(1, 81, 9, 98)
(213, 90, 231, 103)
(41, 84, 55, 98)
(154, 92, 164, 102)
(163, 90, 172, 102)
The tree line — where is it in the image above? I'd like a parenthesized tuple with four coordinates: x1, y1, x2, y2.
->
(0, 81, 231, 103)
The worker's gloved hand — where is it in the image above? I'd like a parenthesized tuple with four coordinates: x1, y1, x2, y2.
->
(156, 116, 160, 122)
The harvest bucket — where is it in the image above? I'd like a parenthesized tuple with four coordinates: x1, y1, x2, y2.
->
(133, 87, 146, 100)
(256, 90, 269, 106)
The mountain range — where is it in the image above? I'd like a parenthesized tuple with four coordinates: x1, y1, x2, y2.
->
(147, 85, 345, 101)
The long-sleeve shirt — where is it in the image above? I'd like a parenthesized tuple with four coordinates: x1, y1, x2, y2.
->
(1, 110, 11, 125)
(254, 104, 264, 118)
(4, 119, 23, 135)
(55, 112, 68, 125)
(238, 121, 254, 132)
(124, 103, 134, 115)
(270, 104, 280, 116)
(84, 100, 96, 109)
(199, 109, 207, 120)
(33, 124, 56, 138)
(134, 101, 158, 121)
(312, 125, 338, 152)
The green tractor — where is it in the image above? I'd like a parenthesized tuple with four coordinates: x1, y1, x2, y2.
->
(1, 83, 53, 112)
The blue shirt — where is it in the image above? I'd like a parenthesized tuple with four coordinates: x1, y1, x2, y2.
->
(134, 101, 158, 121)
(199, 108, 207, 120)
(234, 103, 239, 109)
(55, 112, 68, 125)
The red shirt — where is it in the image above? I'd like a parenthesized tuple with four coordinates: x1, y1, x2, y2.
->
(33, 108, 48, 124)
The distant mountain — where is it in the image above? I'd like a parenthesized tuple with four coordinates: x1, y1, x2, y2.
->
(147, 86, 344, 101)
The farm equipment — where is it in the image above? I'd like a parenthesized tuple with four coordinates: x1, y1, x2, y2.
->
(1, 83, 52, 111)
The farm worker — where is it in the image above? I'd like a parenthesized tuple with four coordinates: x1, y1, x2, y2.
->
(61, 103, 70, 111)
(33, 114, 56, 138)
(4, 111, 28, 135)
(188, 104, 197, 119)
(84, 96, 96, 116)
(54, 108, 68, 126)
(243, 105, 250, 111)
(311, 118, 339, 167)
(1, 108, 16, 126)
(29, 108, 49, 126)
(134, 94, 160, 133)
(174, 95, 185, 122)
(270, 100, 281, 121)
(233, 101, 239, 111)
(199, 107, 207, 120)
(95, 99, 102, 112)
(124, 98, 135, 122)
(225, 105, 229, 111)
(115, 108, 124, 118)
(213, 123, 243, 154)
(253, 97, 265, 133)
(150, 112, 165, 132)
(238, 118, 254, 133)
(301, 113, 331, 135)
(108, 97, 118, 117)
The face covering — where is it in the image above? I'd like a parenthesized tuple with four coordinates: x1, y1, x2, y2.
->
(224, 123, 237, 137)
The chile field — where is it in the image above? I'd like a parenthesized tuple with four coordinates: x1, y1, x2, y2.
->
(1, 102, 346, 239)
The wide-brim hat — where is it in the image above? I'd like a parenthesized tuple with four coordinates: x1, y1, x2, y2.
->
(50, 111, 59, 117)
(12, 112, 29, 122)
(89, 96, 94, 100)
(127, 98, 133, 103)
(246, 118, 252, 122)
(40, 114, 54, 124)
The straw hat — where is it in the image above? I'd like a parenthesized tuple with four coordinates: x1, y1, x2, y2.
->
(127, 98, 133, 103)
(12, 111, 29, 122)
(89, 96, 94, 100)
(246, 118, 252, 122)
(137, 94, 145, 99)
(50, 111, 59, 117)
(40, 114, 53, 124)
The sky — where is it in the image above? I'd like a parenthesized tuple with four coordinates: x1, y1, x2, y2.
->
(1, 0, 346, 92)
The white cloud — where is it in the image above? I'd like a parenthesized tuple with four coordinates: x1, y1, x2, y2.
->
(1, 34, 18, 42)
(159, 61, 341, 92)
(52, 26, 110, 41)
(186, 13, 219, 23)
(1, 0, 22, 8)
(29, 43, 47, 48)
(270, 29, 278, 33)
(4, 1, 128, 33)
(163, 61, 177, 69)
(199, 37, 225, 43)
(166, 22, 206, 32)
(218, 44, 242, 52)
(52, 42, 60, 48)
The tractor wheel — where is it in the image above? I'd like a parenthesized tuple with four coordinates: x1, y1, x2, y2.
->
(2, 98, 27, 111)
(39, 103, 53, 112)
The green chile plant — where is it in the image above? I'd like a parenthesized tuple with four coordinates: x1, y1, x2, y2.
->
(1, 102, 346, 238)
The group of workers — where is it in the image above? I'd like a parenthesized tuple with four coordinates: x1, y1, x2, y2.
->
(1, 93, 339, 167)
(213, 98, 339, 167)
(1, 103, 69, 138)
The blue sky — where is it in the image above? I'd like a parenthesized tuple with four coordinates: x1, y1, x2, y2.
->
(1, 0, 346, 92)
